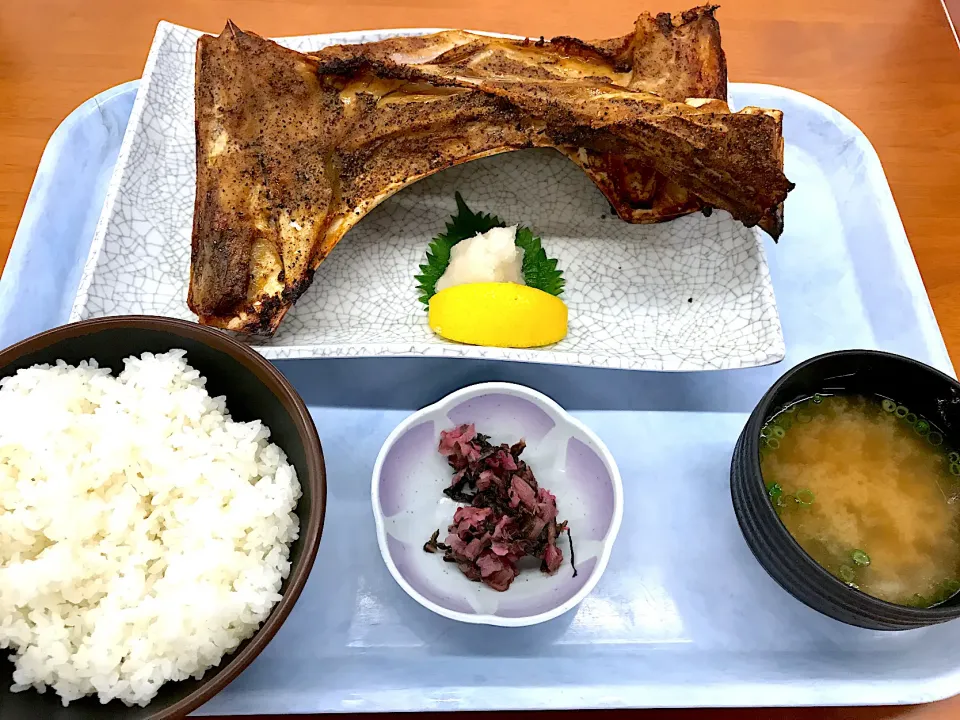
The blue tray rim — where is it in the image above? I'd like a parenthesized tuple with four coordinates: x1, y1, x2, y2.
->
(2, 65, 959, 712)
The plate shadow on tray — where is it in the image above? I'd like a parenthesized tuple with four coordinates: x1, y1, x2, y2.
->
(275, 357, 788, 414)
(383, 585, 577, 653)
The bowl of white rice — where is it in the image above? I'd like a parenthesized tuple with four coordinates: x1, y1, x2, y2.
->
(0, 316, 326, 719)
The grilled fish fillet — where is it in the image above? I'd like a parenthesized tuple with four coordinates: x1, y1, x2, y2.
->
(315, 5, 728, 224)
(190, 13, 791, 334)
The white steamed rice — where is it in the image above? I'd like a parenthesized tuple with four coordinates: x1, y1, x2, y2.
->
(0, 349, 301, 707)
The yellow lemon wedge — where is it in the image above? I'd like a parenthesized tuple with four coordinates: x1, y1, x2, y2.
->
(428, 282, 568, 348)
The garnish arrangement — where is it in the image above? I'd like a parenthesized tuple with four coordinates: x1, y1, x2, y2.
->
(416, 193, 565, 306)
(416, 194, 569, 349)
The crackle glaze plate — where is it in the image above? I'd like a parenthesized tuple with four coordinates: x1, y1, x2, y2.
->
(68, 21, 784, 372)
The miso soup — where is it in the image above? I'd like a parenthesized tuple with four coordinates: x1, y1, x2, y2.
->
(760, 394, 960, 608)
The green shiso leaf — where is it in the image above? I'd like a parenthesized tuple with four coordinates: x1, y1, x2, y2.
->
(416, 193, 565, 306)
(514, 226, 565, 298)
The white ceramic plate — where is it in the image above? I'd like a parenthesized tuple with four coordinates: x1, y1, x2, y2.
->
(371, 382, 623, 626)
(69, 21, 785, 372)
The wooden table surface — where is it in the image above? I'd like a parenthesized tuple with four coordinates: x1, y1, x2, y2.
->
(2, 0, 960, 717)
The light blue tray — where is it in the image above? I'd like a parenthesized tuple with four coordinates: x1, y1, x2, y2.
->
(0, 81, 957, 713)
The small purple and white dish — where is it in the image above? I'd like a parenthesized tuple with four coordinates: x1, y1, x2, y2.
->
(372, 382, 623, 627)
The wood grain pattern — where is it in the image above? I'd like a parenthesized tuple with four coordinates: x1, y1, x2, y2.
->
(1, 0, 960, 717)
(945, 0, 960, 49)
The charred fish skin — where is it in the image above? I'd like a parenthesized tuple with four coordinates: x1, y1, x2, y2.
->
(190, 25, 536, 334)
(311, 7, 785, 233)
(313, 6, 729, 225)
(554, 5, 729, 223)
(190, 29, 257, 322)
(189, 10, 791, 335)
(191, 24, 339, 334)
